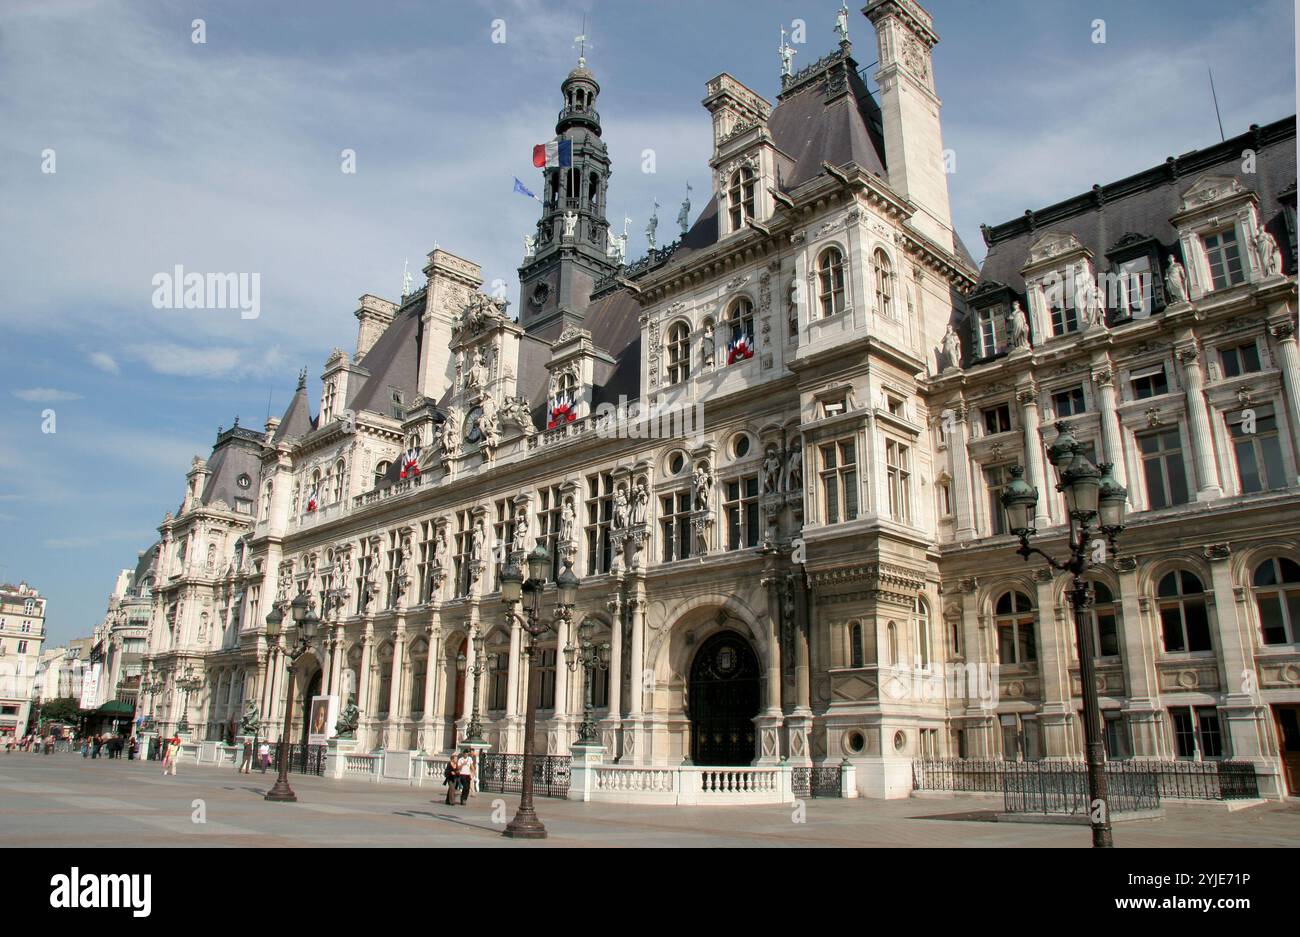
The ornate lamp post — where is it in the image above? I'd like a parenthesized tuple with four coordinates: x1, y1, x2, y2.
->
(564, 620, 611, 744)
(1001, 422, 1128, 848)
(175, 666, 204, 735)
(498, 542, 579, 839)
(264, 592, 321, 803)
(464, 631, 489, 745)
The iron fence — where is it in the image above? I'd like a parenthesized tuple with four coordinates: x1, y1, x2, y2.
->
(912, 758, 1258, 801)
(478, 753, 571, 799)
(275, 742, 326, 776)
(792, 764, 843, 798)
(1001, 761, 1160, 816)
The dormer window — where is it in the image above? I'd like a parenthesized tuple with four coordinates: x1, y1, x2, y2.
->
(322, 381, 337, 423)
(666, 322, 691, 384)
(1048, 270, 1081, 336)
(1202, 228, 1246, 290)
(817, 247, 846, 317)
(976, 305, 1007, 358)
(872, 249, 894, 318)
(389, 388, 405, 420)
(1114, 256, 1153, 318)
(728, 166, 755, 230)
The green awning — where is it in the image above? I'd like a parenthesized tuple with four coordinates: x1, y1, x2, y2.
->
(96, 700, 135, 715)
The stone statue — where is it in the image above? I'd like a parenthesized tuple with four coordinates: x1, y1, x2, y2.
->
(613, 487, 630, 529)
(834, 1, 850, 43)
(560, 500, 577, 541)
(1008, 301, 1030, 350)
(471, 519, 486, 564)
(631, 481, 649, 526)
(1255, 228, 1283, 277)
(702, 322, 715, 368)
(524, 234, 536, 259)
(786, 444, 803, 493)
(511, 511, 529, 556)
(1165, 256, 1189, 304)
(562, 211, 578, 238)
(238, 702, 260, 736)
(438, 409, 459, 457)
(941, 323, 962, 372)
(335, 703, 360, 740)
(762, 447, 782, 495)
(502, 396, 535, 435)
(465, 348, 490, 395)
(677, 183, 692, 236)
(692, 464, 712, 511)
(645, 200, 659, 249)
(779, 27, 797, 77)
(478, 395, 500, 449)
(607, 230, 627, 264)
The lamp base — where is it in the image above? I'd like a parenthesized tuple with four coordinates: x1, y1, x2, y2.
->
(503, 809, 547, 839)
(264, 782, 298, 803)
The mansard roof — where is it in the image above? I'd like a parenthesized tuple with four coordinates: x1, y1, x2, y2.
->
(272, 377, 316, 443)
(200, 423, 263, 510)
(977, 116, 1297, 294)
(346, 298, 423, 416)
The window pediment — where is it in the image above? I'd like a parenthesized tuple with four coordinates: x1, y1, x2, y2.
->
(1024, 231, 1088, 271)
(1179, 174, 1244, 213)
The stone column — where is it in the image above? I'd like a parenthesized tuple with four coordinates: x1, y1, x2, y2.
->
(552, 606, 571, 752)
(1092, 364, 1128, 491)
(784, 570, 813, 766)
(602, 592, 623, 759)
(356, 631, 373, 749)
(1115, 557, 1162, 758)
(386, 623, 406, 748)
(1033, 571, 1074, 757)
(1270, 321, 1300, 459)
(1017, 385, 1051, 529)
(756, 558, 784, 764)
(420, 621, 439, 752)
(946, 403, 976, 541)
(626, 587, 647, 764)
(957, 583, 995, 756)
(504, 614, 523, 751)
(1176, 345, 1223, 499)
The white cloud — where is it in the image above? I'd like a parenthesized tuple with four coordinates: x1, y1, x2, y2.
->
(88, 351, 120, 375)
(122, 342, 289, 380)
(12, 388, 83, 402)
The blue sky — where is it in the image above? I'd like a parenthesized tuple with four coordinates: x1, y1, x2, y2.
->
(1, 0, 1295, 646)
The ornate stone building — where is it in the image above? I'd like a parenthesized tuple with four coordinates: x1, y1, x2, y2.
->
(133, 1, 1300, 798)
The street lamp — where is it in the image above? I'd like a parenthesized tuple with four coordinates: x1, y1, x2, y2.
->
(1002, 422, 1128, 848)
(175, 666, 204, 735)
(264, 593, 321, 803)
(498, 542, 579, 839)
(564, 620, 611, 744)
(464, 631, 489, 745)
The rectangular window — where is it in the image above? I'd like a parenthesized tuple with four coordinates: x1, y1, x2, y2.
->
(1130, 366, 1169, 400)
(1050, 298, 1080, 336)
(724, 476, 760, 550)
(533, 648, 556, 710)
(1103, 713, 1130, 759)
(886, 440, 911, 523)
(660, 491, 693, 562)
(1115, 256, 1152, 318)
(977, 305, 1007, 358)
(453, 511, 473, 598)
(1171, 707, 1197, 757)
(537, 486, 564, 582)
(1170, 706, 1224, 758)
(1219, 341, 1262, 378)
(584, 473, 614, 575)
(417, 520, 437, 603)
(819, 439, 859, 524)
(1202, 228, 1246, 290)
(1138, 429, 1189, 509)
(886, 395, 906, 418)
(17, 640, 27, 654)
(982, 404, 1012, 435)
(1228, 408, 1286, 494)
(384, 530, 403, 609)
(492, 499, 517, 592)
(984, 463, 1016, 536)
(1051, 386, 1086, 419)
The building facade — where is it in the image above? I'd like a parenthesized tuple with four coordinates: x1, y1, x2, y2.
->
(0, 582, 48, 741)
(131, 1, 1300, 798)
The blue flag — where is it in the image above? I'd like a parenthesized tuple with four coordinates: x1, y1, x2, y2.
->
(513, 176, 540, 201)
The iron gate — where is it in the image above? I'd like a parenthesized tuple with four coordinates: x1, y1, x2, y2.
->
(275, 741, 326, 776)
(478, 753, 571, 798)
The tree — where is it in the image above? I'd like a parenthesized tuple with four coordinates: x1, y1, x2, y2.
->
(41, 697, 81, 724)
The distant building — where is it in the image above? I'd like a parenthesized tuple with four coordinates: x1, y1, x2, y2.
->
(0, 582, 48, 740)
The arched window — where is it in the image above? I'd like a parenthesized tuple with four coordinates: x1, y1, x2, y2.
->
(374, 461, 390, 490)
(1253, 557, 1300, 645)
(666, 322, 691, 384)
(817, 247, 846, 317)
(375, 645, 393, 718)
(995, 591, 1036, 664)
(726, 298, 754, 365)
(850, 622, 864, 668)
(409, 650, 427, 715)
(1157, 571, 1211, 653)
(728, 166, 756, 230)
(887, 621, 899, 666)
(873, 249, 894, 318)
(1090, 581, 1121, 657)
(332, 460, 345, 503)
(915, 597, 931, 668)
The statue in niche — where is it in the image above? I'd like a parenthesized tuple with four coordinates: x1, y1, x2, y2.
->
(465, 348, 490, 395)
(613, 487, 630, 530)
(692, 463, 712, 512)
(1255, 228, 1283, 277)
(1165, 256, 1189, 303)
(762, 447, 782, 495)
(471, 519, 486, 564)
(524, 234, 536, 259)
(786, 444, 803, 493)
(701, 322, 715, 368)
(941, 323, 962, 372)
(631, 481, 649, 526)
(562, 211, 578, 238)
(560, 500, 577, 541)
(512, 511, 529, 556)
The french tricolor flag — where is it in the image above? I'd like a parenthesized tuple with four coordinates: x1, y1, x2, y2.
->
(727, 332, 754, 365)
(533, 138, 573, 169)
(306, 487, 320, 513)
(400, 448, 421, 479)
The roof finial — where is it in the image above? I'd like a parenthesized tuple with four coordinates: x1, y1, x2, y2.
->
(677, 183, 692, 236)
(297, 367, 307, 390)
(779, 26, 796, 78)
(401, 257, 412, 298)
(574, 14, 588, 68)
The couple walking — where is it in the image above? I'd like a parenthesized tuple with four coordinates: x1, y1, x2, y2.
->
(443, 749, 477, 806)
(160, 734, 183, 776)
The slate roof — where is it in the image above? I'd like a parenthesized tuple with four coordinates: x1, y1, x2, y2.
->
(977, 117, 1297, 294)
(347, 297, 423, 416)
(200, 425, 263, 509)
(272, 380, 316, 443)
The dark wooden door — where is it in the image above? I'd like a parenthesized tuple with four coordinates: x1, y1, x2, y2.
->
(688, 631, 760, 766)
(1273, 704, 1300, 795)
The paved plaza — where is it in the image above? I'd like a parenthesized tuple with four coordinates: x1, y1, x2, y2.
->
(1, 753, 1298, 847)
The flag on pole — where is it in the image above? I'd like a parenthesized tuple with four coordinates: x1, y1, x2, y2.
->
(727, 331, 754, 365)
(513, 177, 540, 201)
(306, 487, 320, 513)
(532, 138, 573, 169)
(400, 447, 421, 479)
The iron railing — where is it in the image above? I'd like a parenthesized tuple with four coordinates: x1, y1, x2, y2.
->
(478, 753, 571, 799)
(912, 758, 1259, 801)
(792, 764, 843, 798)
(275, 742, 326, 776)
(1001, 761, 1160, 816)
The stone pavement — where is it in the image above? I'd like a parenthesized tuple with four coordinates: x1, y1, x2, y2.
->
(2, 753, 1297, 847)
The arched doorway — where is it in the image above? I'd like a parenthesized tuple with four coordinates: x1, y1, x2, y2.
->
(297, 669, 322, 749)
(688, 631, 760, 765)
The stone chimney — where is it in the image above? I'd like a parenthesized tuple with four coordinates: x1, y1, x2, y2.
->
(355, 294, 398, 361)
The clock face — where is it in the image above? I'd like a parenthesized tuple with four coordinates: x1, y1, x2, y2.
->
(236, 474, 251, 489)
(464, 407, 484, 442)
(531, 282, 551, 307)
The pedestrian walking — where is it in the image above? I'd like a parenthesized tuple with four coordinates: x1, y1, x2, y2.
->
(457, 748, 474, 805)
(128, 737, 138, 760)
(239, 739, 253, 774)
(258, 741, 271, 773)
(444, 752, 460, 805)
(162, 734, 181, 776)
